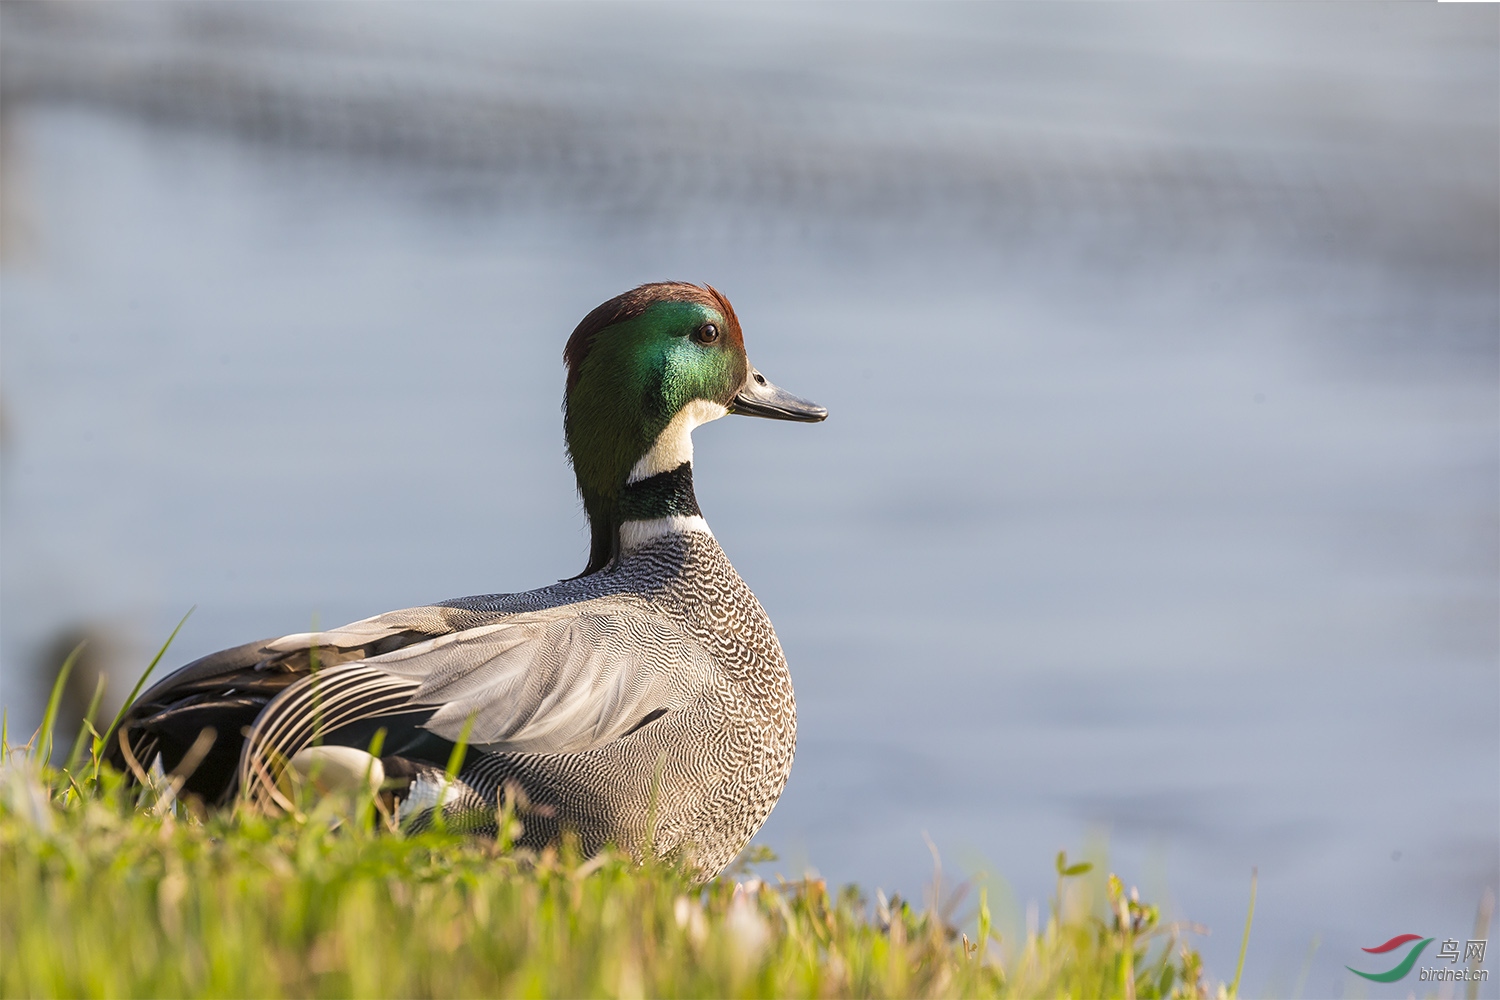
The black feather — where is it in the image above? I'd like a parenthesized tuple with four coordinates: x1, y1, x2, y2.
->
(107, 630, 449, 803)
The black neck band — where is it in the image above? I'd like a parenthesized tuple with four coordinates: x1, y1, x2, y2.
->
(618, 462, 701, 523)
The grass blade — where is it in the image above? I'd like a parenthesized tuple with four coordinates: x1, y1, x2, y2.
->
(95, 607, 194, 772)
(1468, 888, 1494, 1000)
(64, 673, 109, 773)
(36, 641, 86, 765)
(443, 712, 476, 783)
(1229, 867, 1257, 998)
(359, 727, 389, 832)
(429, 713, 477, 833)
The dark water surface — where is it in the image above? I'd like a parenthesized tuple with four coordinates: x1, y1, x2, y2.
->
(2, 5, 1496, 995)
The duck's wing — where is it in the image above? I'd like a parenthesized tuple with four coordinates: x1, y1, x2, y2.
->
(238, 601, 716, 803)
(110, 603, 508, 801)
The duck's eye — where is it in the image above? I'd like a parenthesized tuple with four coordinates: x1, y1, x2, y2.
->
(695, 323, 719, 344)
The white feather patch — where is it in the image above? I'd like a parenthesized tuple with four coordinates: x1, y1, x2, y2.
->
(627, 399, 728, 484)
(396, 773, 465, 825)
(286, 745, 385, 794)
(619, 515, 713, 552)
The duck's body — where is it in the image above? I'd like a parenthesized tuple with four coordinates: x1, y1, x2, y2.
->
(111, 283, 824, 877)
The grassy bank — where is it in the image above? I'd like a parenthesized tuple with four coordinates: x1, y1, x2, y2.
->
(2, 665, 1226, 998)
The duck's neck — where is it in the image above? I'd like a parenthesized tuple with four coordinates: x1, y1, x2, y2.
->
(615, 461, 711, 555)
(582, 460, 711, 574)
(574, 400, 725, 576)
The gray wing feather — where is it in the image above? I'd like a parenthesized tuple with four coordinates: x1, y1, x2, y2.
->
(263, 605, 483, 655)
(366, 604, 716, 754)
(236, 601, 716, 798)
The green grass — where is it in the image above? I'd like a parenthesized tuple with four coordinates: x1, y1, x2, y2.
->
(1, 658, 1226, 999)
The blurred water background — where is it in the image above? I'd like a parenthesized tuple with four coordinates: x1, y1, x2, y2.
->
(2, 4, 1496, 994)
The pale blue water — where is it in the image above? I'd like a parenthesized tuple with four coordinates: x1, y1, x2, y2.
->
(2, 6, 1495, 996)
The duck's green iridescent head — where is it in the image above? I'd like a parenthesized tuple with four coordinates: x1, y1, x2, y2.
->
(563, 283, 826, 574)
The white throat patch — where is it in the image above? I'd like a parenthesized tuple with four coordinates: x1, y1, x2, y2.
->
(627, 399, 728, 484)
(619, 515, 713, 552)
